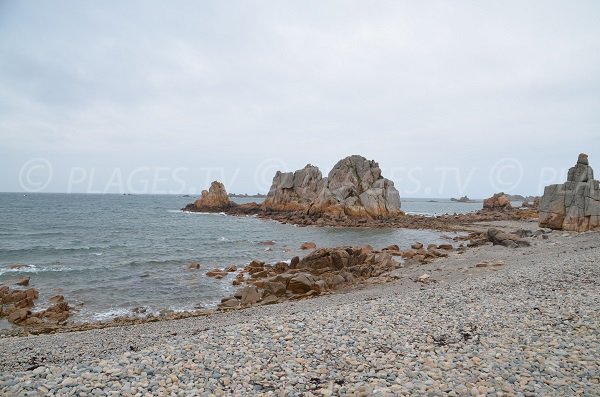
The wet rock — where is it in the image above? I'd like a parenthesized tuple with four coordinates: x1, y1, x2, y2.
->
(300, 241, 317, 250)
(206, 268, 228, 278)
(187, 263, 201, 270)
(411, 242, 423, 250)
(15, 277, 30, 286)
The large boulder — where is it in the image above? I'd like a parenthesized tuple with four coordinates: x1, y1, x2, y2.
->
(262, 165, 323, 212)
(539, 153, 600, 232)
(312, 155, 402, 218)
(482, 193, 512, 211)
(263, 155, 402, 218)
(185, 181, 236, 212)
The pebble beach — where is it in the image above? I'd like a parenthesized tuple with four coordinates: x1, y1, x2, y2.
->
(1, 222, 599, 396)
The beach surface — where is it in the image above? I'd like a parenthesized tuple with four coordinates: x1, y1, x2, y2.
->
(1, 220, 599, 396)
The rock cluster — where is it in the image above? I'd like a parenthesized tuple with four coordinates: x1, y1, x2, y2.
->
(482, 192, 512, 211)
(217, 247, 403, 309)
(539, 153, 600, 231)
(263, 155, 402, 219)
(0, 284, 71, 328)
(183, 181, 236, 212)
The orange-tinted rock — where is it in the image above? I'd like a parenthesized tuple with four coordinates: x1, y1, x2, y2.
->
(183, 181, 237, 212)
(15, 277, 30, 286)
(300, 242, 317, 250)
(483, 193, 512, 211)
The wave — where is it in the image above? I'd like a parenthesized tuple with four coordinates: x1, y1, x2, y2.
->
(180, 211, 227, 217)
(0, 264, 73, 276)
(90, 308, 133, 321)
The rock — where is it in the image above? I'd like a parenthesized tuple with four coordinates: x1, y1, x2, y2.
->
(450, 196, 472, 202)
(262, 281, 287, 297)
(224, 265, 237, 272)
(437, 244, 453, 250)
(539, 153, 600, 232)
(416, 274, 434, 284)
(184, 181, 237, 212)
(15, 297, 34, 309)
(41, 302, 70, 323)
(382, 244, 400, 251)
(206, 268, 228, 278)
(300, 242, 317, 250)
(239, 286, 261, 306)
(7, 264, 31, 270)
(311, 155, 402, 218)
(287, 273, 317, 294)
(15, 277, 30, 286)
(483, 193, 512, 211)
(8, 308, 30, 324)
(187, 263, 201, 270)
(486, 228, 530, 248)
(411, 242, 423, 250)
(219, 298, 240, 309)
(262, 165, 323, 212)
(263, 155, 402, 218)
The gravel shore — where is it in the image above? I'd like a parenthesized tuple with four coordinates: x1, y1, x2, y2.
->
(1, 222, 599, 396)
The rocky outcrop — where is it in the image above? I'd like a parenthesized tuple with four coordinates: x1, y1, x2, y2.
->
(263, 155, 402, 219)
(262, 165, 323, 212)
(217, 246, 404, 309)
(1, 283, 71, 327)
(482, 193, 512, 211)
(183, 181, 237, 212)
(539, 153, 600, 232)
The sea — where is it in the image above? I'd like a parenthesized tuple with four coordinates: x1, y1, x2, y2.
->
(0, 193, 513, 324)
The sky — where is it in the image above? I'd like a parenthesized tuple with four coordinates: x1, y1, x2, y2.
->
(1, 0, 599, 198)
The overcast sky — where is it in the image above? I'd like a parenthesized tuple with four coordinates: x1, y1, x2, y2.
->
(1, 1, 599, 197)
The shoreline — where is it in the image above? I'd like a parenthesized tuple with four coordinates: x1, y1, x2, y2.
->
(0, 214, 537, 337)
(1, 220, 598, 395)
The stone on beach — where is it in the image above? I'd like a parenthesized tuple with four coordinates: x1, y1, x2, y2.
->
(539, 153, 600, 232)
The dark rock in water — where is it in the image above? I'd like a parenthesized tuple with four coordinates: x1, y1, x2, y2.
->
(450, 196, 472, 203)
(539, 153, 600, 232)
(183, 181, 237, 212)
(300, 242, 316, 250)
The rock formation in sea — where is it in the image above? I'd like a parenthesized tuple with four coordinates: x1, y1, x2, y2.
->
(183, 181, 237, 212)
(539, 153, 600, 232)
(263, 155, 402, 219)
(482, 192, 512, 211)
(262, 165, 323, 212)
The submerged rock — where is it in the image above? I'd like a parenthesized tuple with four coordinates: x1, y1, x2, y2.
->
(539, 153, 600, 232)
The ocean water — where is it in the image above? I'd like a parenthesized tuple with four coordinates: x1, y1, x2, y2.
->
(0, 193, 475, 322)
